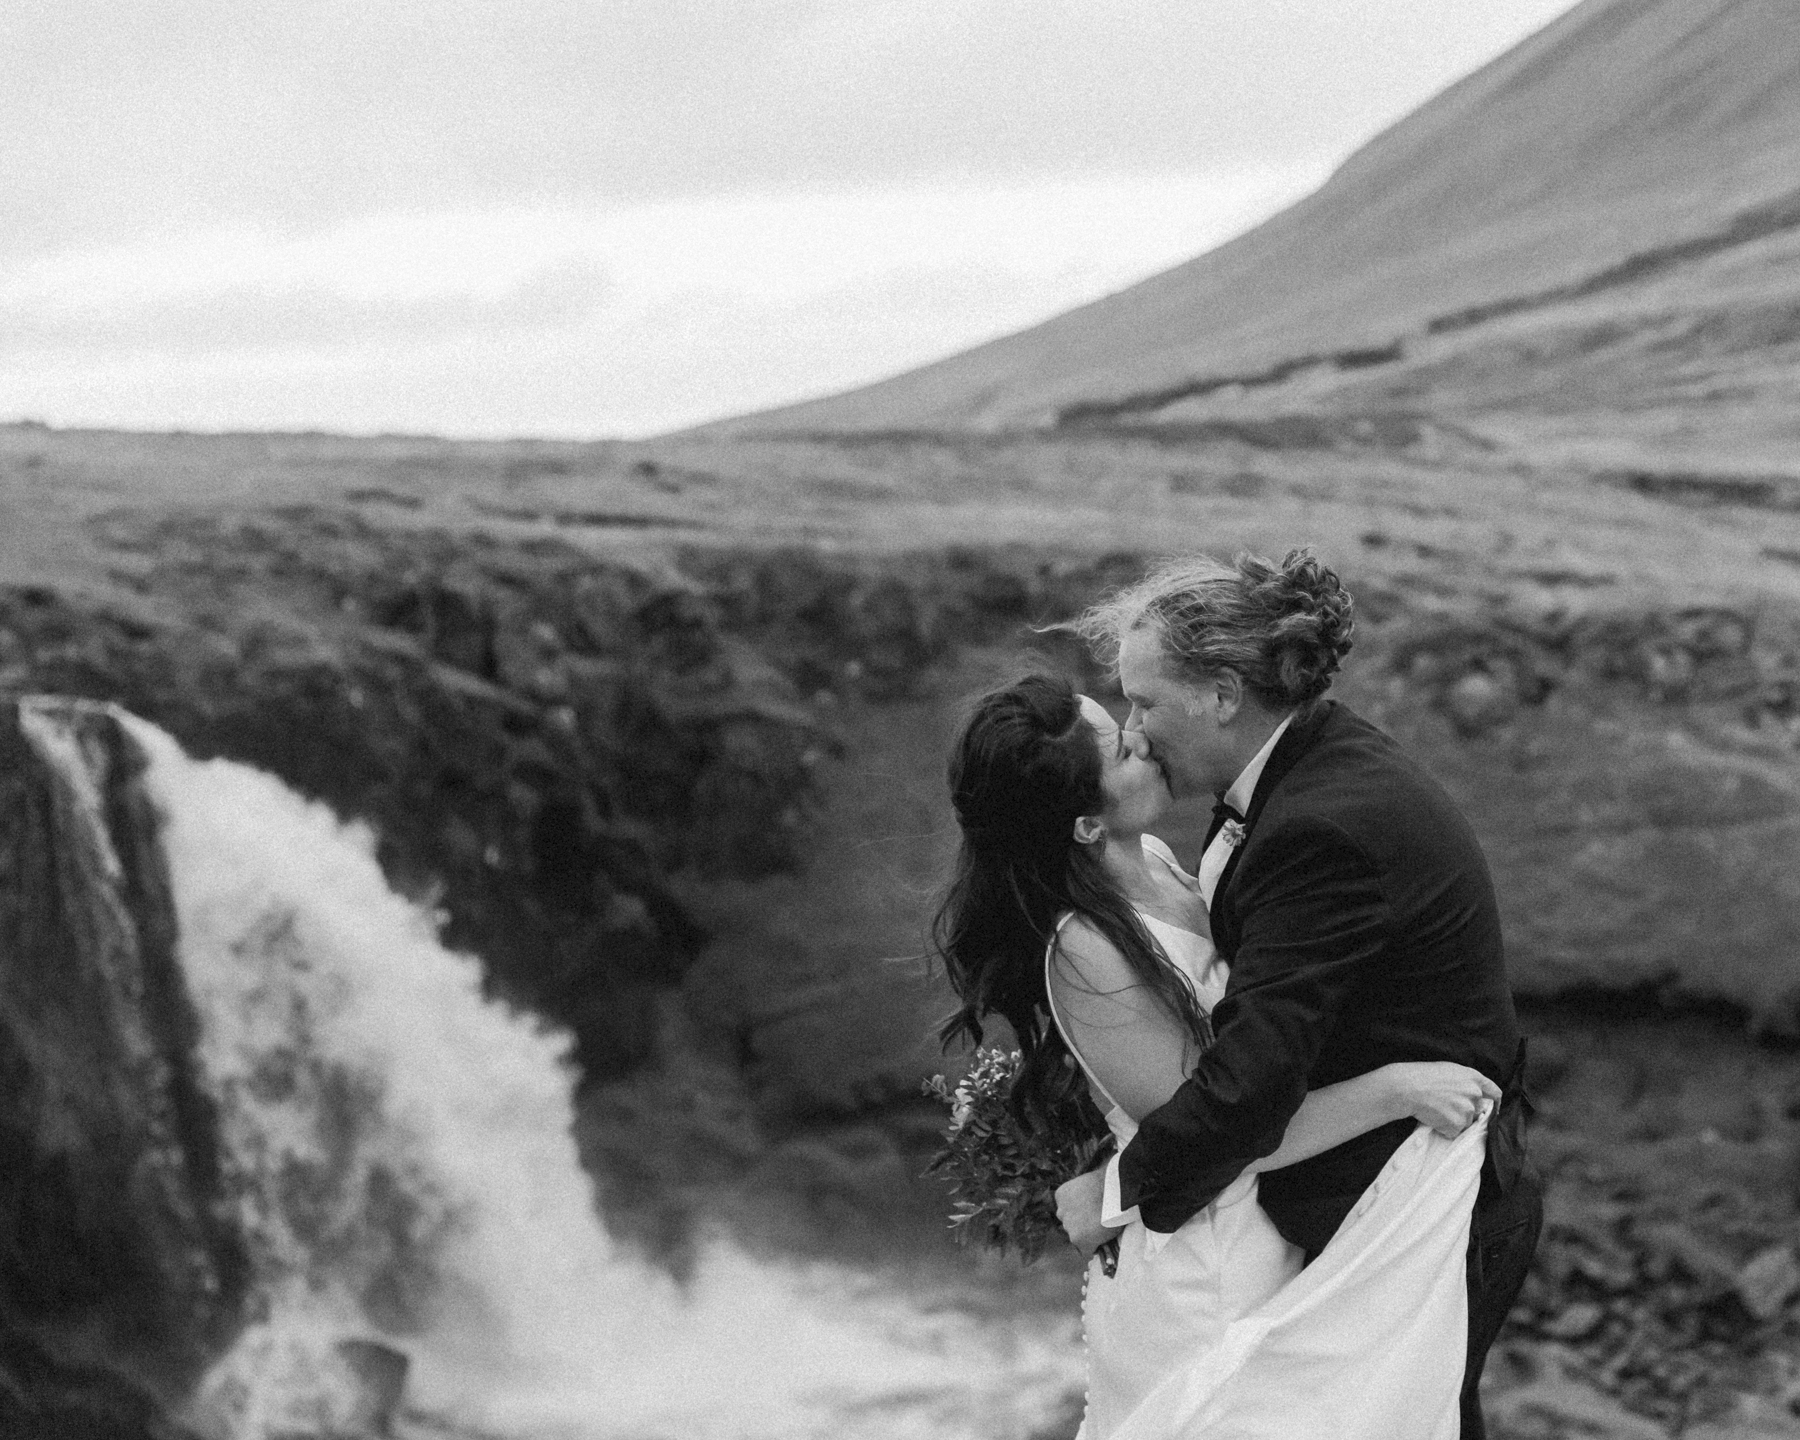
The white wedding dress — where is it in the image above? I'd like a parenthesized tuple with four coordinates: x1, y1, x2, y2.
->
(1046, 864, 1486, 1440)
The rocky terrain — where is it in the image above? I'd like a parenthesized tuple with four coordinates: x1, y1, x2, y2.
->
(4, 413, 1800, 1437)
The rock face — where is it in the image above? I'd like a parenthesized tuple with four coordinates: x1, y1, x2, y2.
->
(0, 698, 245, 1434)
(1350, 598, 1800, 1028)
(0, 513, 1137, 1110)
(1, 512, 849, 1085)
(707, 543, 1800, 1031)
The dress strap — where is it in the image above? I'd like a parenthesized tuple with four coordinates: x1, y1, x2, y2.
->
(1044, 911, 1126, 1115)
(1141, 832, 1184, 871)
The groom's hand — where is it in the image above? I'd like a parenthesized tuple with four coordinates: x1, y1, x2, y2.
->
(1055, 1168, 1120, 1255)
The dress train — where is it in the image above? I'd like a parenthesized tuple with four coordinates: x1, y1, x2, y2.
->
(1088, 1109, 1486, 1440)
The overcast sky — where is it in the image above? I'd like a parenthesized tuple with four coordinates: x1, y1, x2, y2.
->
(2, 0, 1579, 439)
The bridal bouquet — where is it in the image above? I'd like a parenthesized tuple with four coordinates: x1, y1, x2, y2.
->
(923, 1045, 1117, 1273)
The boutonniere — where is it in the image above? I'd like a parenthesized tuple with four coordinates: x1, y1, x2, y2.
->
(1220, 819, 1246, 849)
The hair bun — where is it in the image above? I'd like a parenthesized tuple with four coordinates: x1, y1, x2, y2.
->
(1278, 549, 1354, 655)
(1249, 548, 1354, 705)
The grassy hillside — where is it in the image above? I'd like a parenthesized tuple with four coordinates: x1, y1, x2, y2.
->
(710, 0, 1800, 456)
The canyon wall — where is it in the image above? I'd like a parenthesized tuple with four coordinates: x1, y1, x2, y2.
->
(0, 698, 241, 1437)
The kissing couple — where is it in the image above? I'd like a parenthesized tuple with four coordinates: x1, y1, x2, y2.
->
(933, 549, 1543, 1439)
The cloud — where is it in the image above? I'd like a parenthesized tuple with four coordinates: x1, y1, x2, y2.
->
(0, 255, 610, 358)
(3, 0, 1579, 256)
(0, 173, 1319, 436)
(0, 1, 1582, 434)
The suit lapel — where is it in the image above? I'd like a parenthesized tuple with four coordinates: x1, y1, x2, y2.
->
(1209, 699, 1335, 954)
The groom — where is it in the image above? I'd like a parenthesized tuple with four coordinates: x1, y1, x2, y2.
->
(1058, 551, 1542, 1440)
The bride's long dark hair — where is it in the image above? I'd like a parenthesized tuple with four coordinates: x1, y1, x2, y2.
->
(932, 673, 1214, 1142)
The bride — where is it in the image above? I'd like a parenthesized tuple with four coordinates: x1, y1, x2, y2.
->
(933, 673, 1495, 1439)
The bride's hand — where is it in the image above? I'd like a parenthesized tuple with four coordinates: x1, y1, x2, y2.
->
(1386, 1062, 1500, 1137)
(1055, 1168, 1118, 1255)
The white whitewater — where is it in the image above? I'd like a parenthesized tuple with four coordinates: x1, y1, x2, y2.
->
(102, 716, 1081, 1440)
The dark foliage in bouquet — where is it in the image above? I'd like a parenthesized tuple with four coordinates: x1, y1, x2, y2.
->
(923, 1044, 1115, 1268)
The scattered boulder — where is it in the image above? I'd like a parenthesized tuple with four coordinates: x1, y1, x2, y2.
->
(1736, 1246, 1800, 1323)
(1446, 668, 1522, 735)
(1486, 1362, 1671, 1440)
(1501, 1146, 1800, 1431)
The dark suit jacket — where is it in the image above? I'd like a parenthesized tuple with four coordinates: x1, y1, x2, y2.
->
(1117, 699, 1523, 1257)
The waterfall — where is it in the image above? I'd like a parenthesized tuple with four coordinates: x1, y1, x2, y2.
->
(56, 710, 1084, 1439)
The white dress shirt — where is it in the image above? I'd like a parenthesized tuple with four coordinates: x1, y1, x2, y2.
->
(1100, 711, 1296, 1231)
(1195, 712, 1294, 906)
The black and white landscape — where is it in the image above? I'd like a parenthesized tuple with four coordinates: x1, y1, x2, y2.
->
(5, 1, 1800, 1437)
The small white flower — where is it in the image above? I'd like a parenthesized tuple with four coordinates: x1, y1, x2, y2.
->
(1220, 819, 1247, 849)
(951, 1084, 974, 1131)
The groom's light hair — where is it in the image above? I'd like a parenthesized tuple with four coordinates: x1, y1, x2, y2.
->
(1073, 549, 1354, 709)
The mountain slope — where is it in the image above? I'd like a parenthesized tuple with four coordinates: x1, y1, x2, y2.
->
(710, 0, 1800, 435)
